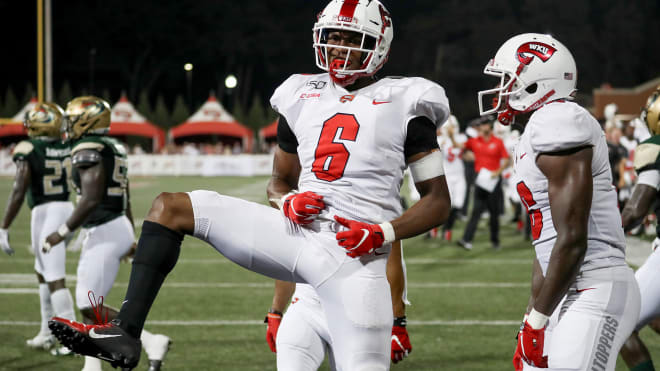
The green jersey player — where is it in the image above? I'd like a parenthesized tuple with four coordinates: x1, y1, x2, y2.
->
(42, 96, 170, 371)
(0, 102, 77, 351)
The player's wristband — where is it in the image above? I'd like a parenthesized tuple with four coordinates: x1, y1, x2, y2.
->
(528, 308, 549, 329)
(393, 316, 407, 327)
(378, 221, 395, 243)
(57, 224, 71, 238)
(270, 191, 297, 210)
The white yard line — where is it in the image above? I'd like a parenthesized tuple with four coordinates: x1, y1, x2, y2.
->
(0, 319, 519, 326)
(0, 274, 528, 289)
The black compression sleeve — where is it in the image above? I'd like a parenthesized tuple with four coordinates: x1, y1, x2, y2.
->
(277, 115, 298, 154)
(404, 116, 440, 158)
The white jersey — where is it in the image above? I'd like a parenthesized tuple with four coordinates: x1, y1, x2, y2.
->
(271, 74, 450, 225)
(511, 101, 626, 275)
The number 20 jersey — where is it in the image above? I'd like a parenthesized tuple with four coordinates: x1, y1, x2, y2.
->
(271, 74, 450, 224)
(511, 101, 626, 275)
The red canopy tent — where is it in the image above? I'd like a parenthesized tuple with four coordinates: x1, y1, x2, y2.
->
(0, 97, 37, 139)
(110, 95, 165, 152)
(170, 95, 253, 152)
(259, 119, 278, 142)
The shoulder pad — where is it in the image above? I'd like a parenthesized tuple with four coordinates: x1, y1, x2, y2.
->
(634, 142, 660, 171)
(12, 141, 34, 157)
(72, 141, 105, 156)
(72, 149, 102, 167)
(528, 103, 597, 153)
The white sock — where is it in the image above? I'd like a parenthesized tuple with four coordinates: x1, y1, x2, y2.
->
(83, 356, 102, 370)
(140, 329, 154, 347)
(38, 283, 53, 335)
(51, 288, 76, 321)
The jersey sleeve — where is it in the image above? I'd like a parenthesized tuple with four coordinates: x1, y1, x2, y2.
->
(527, 106, 596, 154)
(634, 140, 660, 173)
(407, 78, 450, 128)
(270, 74, 315, 132)
(12, 140, 34, 161)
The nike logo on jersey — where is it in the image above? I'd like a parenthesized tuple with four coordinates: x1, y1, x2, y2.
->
(576, 288, 595, 293)
(355, 229, 370, 248)
(89, 328, 122, 339)
(372, 99, 391, 105)
(520, 152, 527, 159)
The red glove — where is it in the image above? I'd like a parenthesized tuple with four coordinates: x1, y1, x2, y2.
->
(264, 311, 282, 353)
(334, 216, 385, 258)
(282, 191, 325, 225)
(517, 321, 548, 368)
(391, 321, 412, 363)
(513, 316, 526, 371)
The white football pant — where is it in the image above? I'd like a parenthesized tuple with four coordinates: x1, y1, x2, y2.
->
(31, 201, 74, 282)
(523, 266, 639, 371)
(633, 246, 660, 331)
(189, 191, 392, 371)
(276, 292, 336, 371)
(75, 215, 134, 309)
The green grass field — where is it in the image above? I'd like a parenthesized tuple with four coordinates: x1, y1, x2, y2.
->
(0, 175, 658, 370)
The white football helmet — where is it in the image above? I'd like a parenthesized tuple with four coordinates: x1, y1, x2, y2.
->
(478, 33, 577, 125)
(313, 0, 393, 86)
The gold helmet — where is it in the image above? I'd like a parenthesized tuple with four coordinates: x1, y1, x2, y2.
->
(24, 102, 65, 138)
(64, 96, 111, 139)
(642, 86, 660, 136)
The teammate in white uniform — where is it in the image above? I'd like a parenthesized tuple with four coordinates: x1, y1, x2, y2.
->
(438, 116, 467, 241)
(0, 103, 77, 352)
(620, 87, 660, 371)
(48, 2, 452, 370)
(478, 33, 640, 371)
(265, 241, 411, 370)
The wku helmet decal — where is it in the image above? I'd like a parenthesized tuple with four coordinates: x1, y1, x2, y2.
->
(516, 42, 557, 65)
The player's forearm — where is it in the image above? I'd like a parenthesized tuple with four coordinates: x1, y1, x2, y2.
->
(621, 184, 655, 230)
(526, 258, 544, 313)
(533, 236, 587, 316)
(65, 196, 101, 231)
(392, 180, 450, 240)
(266, 176, 295, 209)
(387, 241, 406, 317)
(270, 280, 296, 313)
(1, 190, 26, 229)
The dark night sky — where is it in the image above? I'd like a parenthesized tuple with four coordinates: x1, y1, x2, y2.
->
(3, 0, 659, 125)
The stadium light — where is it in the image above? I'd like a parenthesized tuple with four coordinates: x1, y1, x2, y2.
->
(225, 74, 238, 89)
(184, 63, 193, 71)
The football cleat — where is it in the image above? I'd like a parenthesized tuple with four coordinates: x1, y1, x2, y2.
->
(26, 333, 56, 350)
(50, 345, 73, 356)
(49, 317, 141, 370)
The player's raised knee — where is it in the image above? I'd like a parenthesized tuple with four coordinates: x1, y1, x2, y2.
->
(146, 192, 193, 233)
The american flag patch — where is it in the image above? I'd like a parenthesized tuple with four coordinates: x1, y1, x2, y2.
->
(564, 72, 573, 80)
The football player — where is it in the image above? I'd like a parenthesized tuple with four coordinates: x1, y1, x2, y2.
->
(43, 96, 170, 371)
(619, 86, 660, 371)
(439, 116, 468, 242)
(264, 241, 412, 369)
(0, 102, 77, 351)
(478, 33, 640, 370)
(48, 2, 452, 370)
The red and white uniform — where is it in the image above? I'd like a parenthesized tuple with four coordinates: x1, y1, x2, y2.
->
(188, 74, 449, 371)
(512, 101, 640, 371)
(437, 134, 467, 208)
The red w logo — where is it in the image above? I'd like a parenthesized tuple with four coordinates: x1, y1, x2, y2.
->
(516, 42, 557, 65)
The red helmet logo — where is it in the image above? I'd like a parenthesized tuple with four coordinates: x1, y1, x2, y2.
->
(516, 42, 557, 65)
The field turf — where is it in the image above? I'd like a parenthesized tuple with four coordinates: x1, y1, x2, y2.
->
(0, 175, 658, 370)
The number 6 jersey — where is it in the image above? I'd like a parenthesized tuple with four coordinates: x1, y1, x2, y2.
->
(511, 101, 626, 275)
(270, 74, 450, 224)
